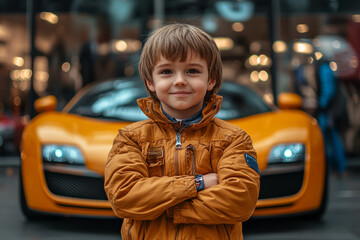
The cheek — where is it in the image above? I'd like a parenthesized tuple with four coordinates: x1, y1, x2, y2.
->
(193, 81, 210, 94)
(155, 81, 171, 94)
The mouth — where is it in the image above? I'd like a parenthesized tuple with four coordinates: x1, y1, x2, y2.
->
(171, 91, 191, 95)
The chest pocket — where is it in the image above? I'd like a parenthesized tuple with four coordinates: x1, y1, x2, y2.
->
(146, 146, 165, 177)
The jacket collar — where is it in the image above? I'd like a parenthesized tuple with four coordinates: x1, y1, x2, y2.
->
(137, 94, 223, 129)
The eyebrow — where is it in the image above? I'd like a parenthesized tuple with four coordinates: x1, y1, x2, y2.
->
(154, 63, 172, 69)
(154, 63, 205, 69)
(187, 63, 205, 69)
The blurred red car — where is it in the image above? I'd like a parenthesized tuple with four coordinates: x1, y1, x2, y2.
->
(0, 113, 25, 154)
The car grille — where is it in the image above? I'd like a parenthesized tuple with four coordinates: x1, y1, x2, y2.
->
(44, 168, 303, 201)
(44, 171, 108, 200)
(259, 170, 304, 199)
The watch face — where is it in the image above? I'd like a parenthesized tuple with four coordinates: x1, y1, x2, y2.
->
(195, 175, 204, 191)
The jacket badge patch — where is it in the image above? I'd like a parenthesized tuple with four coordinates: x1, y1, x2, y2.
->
(147, 146, 164, 164)
(245, 153, 260, 174)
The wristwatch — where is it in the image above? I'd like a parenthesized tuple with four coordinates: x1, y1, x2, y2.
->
(195, 174, 204, 191)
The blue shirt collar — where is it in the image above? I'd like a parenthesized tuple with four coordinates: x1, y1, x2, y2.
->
(161, 103, 205, 127)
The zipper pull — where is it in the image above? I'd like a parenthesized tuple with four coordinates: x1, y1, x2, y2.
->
(176, 132, 182, 149)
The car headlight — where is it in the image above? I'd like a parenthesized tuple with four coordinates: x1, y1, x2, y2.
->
(42, 145, 85, 165)
(268, 143, 305, 164)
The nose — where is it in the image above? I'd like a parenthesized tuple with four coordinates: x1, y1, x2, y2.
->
(174, 72, 187, 86)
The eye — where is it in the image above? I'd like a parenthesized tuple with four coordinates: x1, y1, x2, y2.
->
(187, 68, 200, 74)
(160, 69, 172, 75)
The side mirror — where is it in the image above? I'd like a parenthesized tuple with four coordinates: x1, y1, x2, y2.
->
(277, 92, 302, 110)
(34, 95, 57, 113)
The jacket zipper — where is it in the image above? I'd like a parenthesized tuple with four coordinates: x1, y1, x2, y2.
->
(175, 132, 182, 149)
(174, 129, 183, 176)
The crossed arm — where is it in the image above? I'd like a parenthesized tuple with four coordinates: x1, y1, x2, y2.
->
(104, 130, 260, 224)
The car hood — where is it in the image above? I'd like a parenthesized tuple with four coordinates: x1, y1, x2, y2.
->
(24, 109, 316, 175)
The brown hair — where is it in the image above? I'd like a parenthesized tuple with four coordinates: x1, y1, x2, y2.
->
(138, 23, 222, 101)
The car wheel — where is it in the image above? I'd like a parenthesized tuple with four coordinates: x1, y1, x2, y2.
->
(19, 167, 46, 221)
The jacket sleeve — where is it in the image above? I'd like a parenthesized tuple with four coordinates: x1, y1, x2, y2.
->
(104, 127, 197, 220)
(170, 131, 260, 224)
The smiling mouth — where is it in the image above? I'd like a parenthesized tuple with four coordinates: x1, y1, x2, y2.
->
(171, 92, 191, 95)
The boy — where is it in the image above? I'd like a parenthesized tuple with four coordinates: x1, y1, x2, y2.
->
(104, 23, 260, 240)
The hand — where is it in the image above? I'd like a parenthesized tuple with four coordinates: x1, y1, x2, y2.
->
(203, 173, 218, 189)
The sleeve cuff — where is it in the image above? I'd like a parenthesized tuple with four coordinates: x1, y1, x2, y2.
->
(171, 176, 197, 199)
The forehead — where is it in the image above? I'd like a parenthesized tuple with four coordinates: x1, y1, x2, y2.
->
(154, 51, 206, 66)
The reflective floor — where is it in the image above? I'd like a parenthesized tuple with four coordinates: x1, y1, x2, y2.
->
(1, 156, 360, 240)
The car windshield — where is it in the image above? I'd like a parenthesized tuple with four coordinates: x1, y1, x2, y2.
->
(217, 81, 271, 119)
(67, 79, 271, 121)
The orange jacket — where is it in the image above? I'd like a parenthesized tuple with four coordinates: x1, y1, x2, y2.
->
(104, 95, 260, 240)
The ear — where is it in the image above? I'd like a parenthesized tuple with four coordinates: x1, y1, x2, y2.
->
(207, 78, 216, 91)
(146, 80, 156, 92)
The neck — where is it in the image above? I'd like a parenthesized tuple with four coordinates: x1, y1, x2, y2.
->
(161, 103, 204, 120)
(162, 103, 205, 123)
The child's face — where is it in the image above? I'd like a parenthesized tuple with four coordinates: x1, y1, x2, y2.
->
(147, 52, 215, 119)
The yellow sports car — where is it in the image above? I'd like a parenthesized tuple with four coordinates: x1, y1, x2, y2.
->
(20, 78, 327, 220)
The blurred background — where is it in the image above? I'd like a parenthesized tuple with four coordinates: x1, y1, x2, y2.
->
(0, 0, 359, 158)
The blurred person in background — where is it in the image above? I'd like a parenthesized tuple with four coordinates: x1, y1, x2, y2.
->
(294, 55, 347, 176)
(315, 59, 347, 176)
